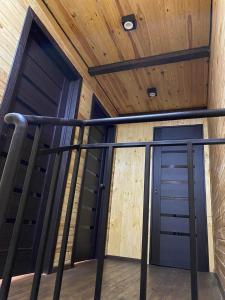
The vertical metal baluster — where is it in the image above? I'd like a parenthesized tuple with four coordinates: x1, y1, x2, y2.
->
(94, 146, 114, 300)
(30, 151, 63, 300)
(140, 144, 151, 300)
(187, 143, 198, 300)
(0, 125, 42, 300)
(53, 126, 84, 300)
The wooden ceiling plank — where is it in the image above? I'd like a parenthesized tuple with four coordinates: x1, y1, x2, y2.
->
(44, 0, 211, 66)
(96, 58, 209, 114)
(43, 0, 210, 113)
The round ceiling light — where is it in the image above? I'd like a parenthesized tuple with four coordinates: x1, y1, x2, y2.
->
(124, 21, 134, 31)
(122, 14, 137, 31)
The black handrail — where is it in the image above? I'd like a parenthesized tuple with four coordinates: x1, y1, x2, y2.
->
(1, 108, 225, 300)
(13, 107, 225, 126)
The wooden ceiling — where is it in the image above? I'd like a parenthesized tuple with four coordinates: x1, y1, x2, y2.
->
(44, 0, 211, 114)
(97, 58, 209, 113)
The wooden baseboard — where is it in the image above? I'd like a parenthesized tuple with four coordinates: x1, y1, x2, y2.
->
(214, 273, 225, 300)
(105, 255, 141, 263)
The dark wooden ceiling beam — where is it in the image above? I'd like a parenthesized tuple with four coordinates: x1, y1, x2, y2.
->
(88, 46, 209, 76)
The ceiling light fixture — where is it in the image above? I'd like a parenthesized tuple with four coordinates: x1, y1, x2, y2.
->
(147, 87, 157, 97)
(122, 14, 137, 31)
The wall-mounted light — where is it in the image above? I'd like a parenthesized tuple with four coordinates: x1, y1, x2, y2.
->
(147, 87, 157, 97)
(122, 14, 137, 31)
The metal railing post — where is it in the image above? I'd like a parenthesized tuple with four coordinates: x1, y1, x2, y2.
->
(187, 143, 198, 300)
(140, 144, 151, 300)
(0, 113, 28, 228)
(53, 125, 84, 300)
(1, 109, 225, 300)
(30, 151, 63, 300)
(0, 124, 42, 300)
(94, 146, 114, 300)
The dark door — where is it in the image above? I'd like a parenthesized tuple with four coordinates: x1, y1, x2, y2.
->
(71, 97, 115, 263)
(0, 20, 81, 276)
(150, 125, 209, 271)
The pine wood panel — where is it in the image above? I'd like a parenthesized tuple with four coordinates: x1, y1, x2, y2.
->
(43, 0, 211, 66)
(106, 119, 215, 272)
(208, 0, 225, 291)
(97, 58, 209, 114)
(43, 0, 210, 114)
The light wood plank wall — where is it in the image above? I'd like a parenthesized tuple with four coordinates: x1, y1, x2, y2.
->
(106, 119, 214, 272)
(208, 0, 225, 290)
(0, 0, 117, 267)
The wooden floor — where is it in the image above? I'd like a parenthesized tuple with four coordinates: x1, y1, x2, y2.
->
(7, 258, 222, 300)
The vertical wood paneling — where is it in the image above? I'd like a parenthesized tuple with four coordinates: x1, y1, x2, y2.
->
(107, 119, 214, 272)
(208, 0, 225, 290)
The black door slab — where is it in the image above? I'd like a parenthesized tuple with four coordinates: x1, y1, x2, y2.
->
(72, 97, 115, 263)
(0, 13, 81, 277)
(150, 125, 209, 272)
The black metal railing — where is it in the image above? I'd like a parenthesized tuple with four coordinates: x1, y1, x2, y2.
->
(1, 108, 225, 300)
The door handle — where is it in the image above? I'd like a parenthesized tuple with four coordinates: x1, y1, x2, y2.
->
(100, 183, 105, 189)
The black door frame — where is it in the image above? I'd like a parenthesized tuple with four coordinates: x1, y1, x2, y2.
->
(71, 95, 115, 265)
(149, 124, 209, 271)
(0, 8, 82, 274)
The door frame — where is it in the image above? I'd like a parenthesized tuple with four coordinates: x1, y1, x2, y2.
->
(0, 8, 82, 273)
(71, 95, 115, 265)
(149, 124, 209, 271)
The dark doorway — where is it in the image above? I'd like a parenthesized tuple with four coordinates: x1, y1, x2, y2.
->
(150, 125, 209, 272)
(0, 9, 82, 277)
(71, 96, 115, 263)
